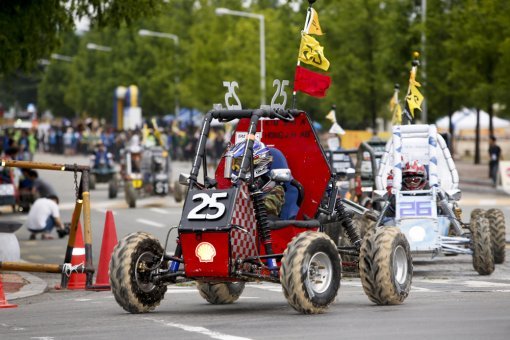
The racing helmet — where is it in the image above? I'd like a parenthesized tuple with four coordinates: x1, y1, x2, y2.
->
(402, 160, 427, 190)
(226, 140, 272, 178)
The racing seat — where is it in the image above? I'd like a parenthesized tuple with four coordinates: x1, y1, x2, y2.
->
(268, 148, 302, 220)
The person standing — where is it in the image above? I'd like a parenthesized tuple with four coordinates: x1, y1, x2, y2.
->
(25, 195, 65, 240)
(489, 135, 503, 187)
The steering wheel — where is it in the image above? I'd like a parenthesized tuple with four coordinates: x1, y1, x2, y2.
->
(273, 109, 295, 122)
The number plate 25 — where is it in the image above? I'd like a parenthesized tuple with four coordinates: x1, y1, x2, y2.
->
(180, 188, 236, 230)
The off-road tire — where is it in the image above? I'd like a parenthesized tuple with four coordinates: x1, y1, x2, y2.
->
(108, 178, 119, 199)
(89, 174, 96, 190)
(173, 180, 184, 203)
(197, 282, 245, 304)
(359, 227, 412, 305)
(280, 231, 341, 314)
(470, 209, 484, 232)
(109, 232, 167, 313)
(471, 212, 495, 275)
(486, 208, 506, 264)
(125, 182, 137, 208)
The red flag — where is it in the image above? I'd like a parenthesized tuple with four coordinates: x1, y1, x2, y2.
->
(293, 65, 331, 98)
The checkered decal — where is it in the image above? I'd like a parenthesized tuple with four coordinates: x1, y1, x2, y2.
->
(230, 183, 258, 260)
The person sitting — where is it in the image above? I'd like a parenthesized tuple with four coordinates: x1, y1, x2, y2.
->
(25, 195, 66, 240)
(402, 160, 429, 191)
(226, 140, 285, 219)
(93, 142, 113, 168)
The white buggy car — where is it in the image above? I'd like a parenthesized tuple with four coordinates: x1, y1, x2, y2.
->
(371, 124, 505, 275)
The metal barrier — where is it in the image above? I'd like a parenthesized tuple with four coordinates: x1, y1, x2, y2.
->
(0, 159, 95, 289)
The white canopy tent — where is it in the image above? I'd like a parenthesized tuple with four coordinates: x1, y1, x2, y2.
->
(435, 108, 510, 135)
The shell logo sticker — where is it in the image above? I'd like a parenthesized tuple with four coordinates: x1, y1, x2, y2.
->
(195, 242, 216, 262)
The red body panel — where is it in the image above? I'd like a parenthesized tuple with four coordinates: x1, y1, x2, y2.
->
(215, 113, 331, 254)
(181, 232, 230, 277)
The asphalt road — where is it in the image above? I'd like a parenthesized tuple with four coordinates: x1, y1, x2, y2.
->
(1, 153, 510, 340)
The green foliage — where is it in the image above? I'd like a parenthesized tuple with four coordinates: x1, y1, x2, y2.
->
(4, 0, 510, 127)
(0, 0, 160, 75)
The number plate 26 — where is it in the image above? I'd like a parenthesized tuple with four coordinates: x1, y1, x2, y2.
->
(180, 188, 236, 230)
(396, 195, 436, 219)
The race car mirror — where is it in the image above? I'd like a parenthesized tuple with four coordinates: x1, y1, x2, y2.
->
(270, 79, 289, 110)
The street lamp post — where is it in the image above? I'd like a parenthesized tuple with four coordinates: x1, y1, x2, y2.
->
(138, 29, 180, 115)
(215, 7, 266, 106)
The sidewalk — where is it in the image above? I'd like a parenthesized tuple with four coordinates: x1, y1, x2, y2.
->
(456, 159, 508, 195)
(1, 158, 507, 303)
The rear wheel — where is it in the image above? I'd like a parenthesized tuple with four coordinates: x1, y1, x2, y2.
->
(173, 180, 184, 203)
(197, 282, 245, 304)
(359, 227, 412, 305)
(108, 177, 119, 199)
(109, 232, 167, 313)
(280, 231, 341, 314)
(89, 174, 96, 190)
(486, 208, 506, 264)
(125, 182, 137, 208)
(471, 211, 495, 275)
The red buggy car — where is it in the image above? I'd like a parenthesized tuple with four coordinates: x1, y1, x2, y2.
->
(109, 108, 413, 314)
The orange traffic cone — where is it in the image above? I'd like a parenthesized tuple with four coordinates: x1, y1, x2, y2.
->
(89, 211, 118, 290)
(66, 222, 87, 290)
(0, 274, 17, 309)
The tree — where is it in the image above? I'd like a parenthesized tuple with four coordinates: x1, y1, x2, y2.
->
(0, 0, 162, 76)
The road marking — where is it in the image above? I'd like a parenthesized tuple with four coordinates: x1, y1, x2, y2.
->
(93, 208, 118, 215)
(459, 197, 510, 206)
(462, 281, 510, 288)
(150, 207, 171, 214)
(145, 317, 253, 340)
(136, 218, 166, 228)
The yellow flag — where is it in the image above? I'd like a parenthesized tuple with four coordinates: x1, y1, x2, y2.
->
(325, 109, 336, 123)
(390, 94, 402, 125)
(308, 8, 324, 35)
(298, 34, 330, 71)
(406, 84, 424, 117)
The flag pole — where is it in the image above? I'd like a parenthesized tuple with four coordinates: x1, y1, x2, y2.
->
(292, 0, 315, 109)
(402, 52, 420, 125)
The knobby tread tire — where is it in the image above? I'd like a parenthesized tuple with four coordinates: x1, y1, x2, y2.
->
(280, 231, 341, 314)
(485, 209, 506, 264)
(359, 227, 412, 305)
(471, 212, 495, 275)
(124, 182, 137, 208)
(197, 282, 245, 304)
(109, 232, 167, 313)
(89, 174, 96, 190)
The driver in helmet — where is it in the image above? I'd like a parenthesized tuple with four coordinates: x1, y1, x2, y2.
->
(226, 140, 285, 218)
(93, 141, 113, 168)
(402, 160, 428, 191)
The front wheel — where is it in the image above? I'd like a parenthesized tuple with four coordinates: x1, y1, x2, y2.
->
(109, 232, 167, 313)
(486, 208, 506, 264)
(280, 231, 341, 314)
(359, 227, 412, 305)
(197, 282, 245, 304)
(471, 211, 495, 275)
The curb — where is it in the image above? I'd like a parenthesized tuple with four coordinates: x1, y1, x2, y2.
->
(5, 271, 48, 301)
